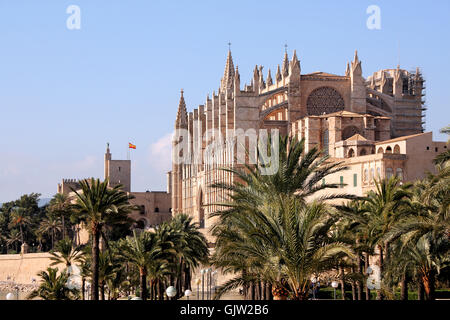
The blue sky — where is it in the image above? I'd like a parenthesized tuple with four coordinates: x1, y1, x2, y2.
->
(0, 0, 449, 202)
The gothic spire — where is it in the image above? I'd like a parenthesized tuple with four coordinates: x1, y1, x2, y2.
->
(175, 89, 188, 128)
(345, 62, 350, 77)
(266, 69, 273, 86)
(220, 49, 235, 91)
(276, 64, 282, 82)
(282, 50, 289, 77)
(351, 49, 362, 75)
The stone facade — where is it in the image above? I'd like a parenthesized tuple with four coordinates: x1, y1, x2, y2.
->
(170, 48, 444, 244)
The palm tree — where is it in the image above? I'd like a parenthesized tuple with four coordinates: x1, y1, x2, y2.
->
(358, 177, 411, 299)
(169, 214, 209, 297)
(49, 238, 83, 273)
(213, 198, 355, 300)
(27, 267, 79, 300)
(8, 207, 32, 244)
(5, 229, 22, 253)
(335, 200, 374, 300)
(71, 178, 135, 300)
(38, 216, 63, 249)
(385, 234, 449, 300)
(210, 136, 356, 299)
(79, 252, 91, 300)
(384, 165, 450, 300)
(48, 193, 72, 240)
(117, 230, 166, 300)
(98, 250, 121, 300)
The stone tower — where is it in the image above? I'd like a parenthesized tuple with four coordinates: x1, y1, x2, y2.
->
(104, 143, 131, 192)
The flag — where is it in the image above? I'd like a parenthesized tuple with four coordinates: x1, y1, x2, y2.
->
(129, 143, 136, 149)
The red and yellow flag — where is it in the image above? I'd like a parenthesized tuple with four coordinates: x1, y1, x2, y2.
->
(129, 142, 136, 149)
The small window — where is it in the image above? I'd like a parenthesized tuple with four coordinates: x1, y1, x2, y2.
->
(386, 168, 394, 179)
(353, 174, 357, 187)
(435, 147, 438, 152)
(426, 146, 430, 150)
(118, 167, 121, 172)
(154, 207, 159, 213)
(139, 205, 145, 215)
(340, 176, 344, 188)
(396, 168, 403, 181)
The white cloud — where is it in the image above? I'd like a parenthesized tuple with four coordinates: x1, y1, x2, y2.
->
(148, 133, 172, 173)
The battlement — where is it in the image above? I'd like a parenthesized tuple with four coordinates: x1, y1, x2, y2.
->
(57, 178, 81, 195)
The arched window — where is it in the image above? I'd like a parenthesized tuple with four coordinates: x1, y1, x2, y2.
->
(396, 168, 403, 180)
(363, 169, 368, 182)
(348, 148, 355, 158)
(377, 147, 384, 154)
(306, 87, 345, 115)
(370, 168, 375, 183)
(359, 149, 367, 156)
(393, 145, 400, 154)
(377, 167, 381, 178)
(322, 129, 329, 156)
(386, 146, 392, 154)
(386, 168, 394, 179)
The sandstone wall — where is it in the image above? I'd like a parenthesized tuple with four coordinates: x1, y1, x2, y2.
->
(0, 253, 65, 285)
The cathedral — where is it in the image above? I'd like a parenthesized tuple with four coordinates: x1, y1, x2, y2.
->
(170, 49, 446, 244)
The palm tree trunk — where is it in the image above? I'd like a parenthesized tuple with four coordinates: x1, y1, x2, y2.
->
(262, 282, 267, 300)
(351, 282, 356, 300)
(357, 254, 364, 300)
(378, 244, 384, 273)
(266, 283, 273, 300)
(81, 278, 85, 300)
(242, 270, 248, 299)
(140, 268, 148, 300)
(20, 225, 24, 244)
(91, 226, 100, 300)
(400, 273, 408, 301)
(339, 266, 345, 300)
(422, 271, 436, 300)
(249, 281, 255, 300)
(62, 216, 66, 239)
(100, 282, 105, 300)
(365, 252, 370, 300)
(377, 245, 384, 300)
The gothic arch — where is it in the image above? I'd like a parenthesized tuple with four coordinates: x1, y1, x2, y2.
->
(348, 148, 355, 158)
(306, 86, 345, 116)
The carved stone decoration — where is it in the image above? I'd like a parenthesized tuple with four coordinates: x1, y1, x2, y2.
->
(306, 87, 345, 115)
